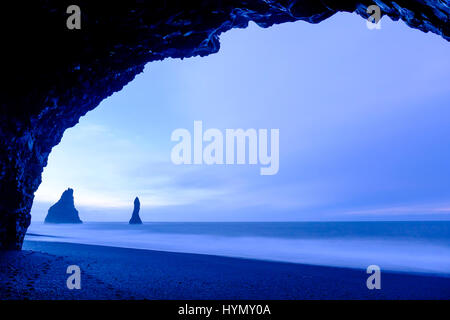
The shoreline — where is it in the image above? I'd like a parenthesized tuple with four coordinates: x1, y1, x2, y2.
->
(0, 240, 449, 299)
(22, 235, 450, 279)
(25, 221, 450, 276)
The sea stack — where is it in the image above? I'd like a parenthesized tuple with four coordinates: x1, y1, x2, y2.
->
(44, 188, 82, 224)
(129, 197, 142, 225)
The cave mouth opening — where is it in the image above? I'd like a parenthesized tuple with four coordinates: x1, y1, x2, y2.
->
(1, 1, 449, 250)
(31, 13, 450, 230)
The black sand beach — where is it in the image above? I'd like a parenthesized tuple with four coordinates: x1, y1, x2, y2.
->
(0, 240, 448, 300)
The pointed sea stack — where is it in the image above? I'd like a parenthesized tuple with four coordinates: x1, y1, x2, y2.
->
(44, 188, 82, 224)
(129, 197, 142, 225)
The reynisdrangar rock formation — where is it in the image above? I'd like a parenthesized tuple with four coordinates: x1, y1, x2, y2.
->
(44, 188, 82, 224)
(129, 197, 143, 225)
(0, 1, 448, 249)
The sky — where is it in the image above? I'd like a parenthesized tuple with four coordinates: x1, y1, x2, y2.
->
(31, 12, 450, 222)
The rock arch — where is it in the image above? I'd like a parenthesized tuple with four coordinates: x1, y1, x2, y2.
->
(0, 1, 448, 249)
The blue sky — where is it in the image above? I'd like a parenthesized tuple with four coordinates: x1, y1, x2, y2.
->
(31, 13, 450, 221)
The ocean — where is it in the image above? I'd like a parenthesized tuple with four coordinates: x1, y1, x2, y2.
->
(26, 221, 450, 275)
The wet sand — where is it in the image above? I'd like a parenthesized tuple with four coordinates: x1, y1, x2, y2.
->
(0, 240, 448, 299)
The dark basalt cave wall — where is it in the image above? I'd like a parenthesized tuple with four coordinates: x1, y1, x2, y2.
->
(0, 1, 448, 249)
